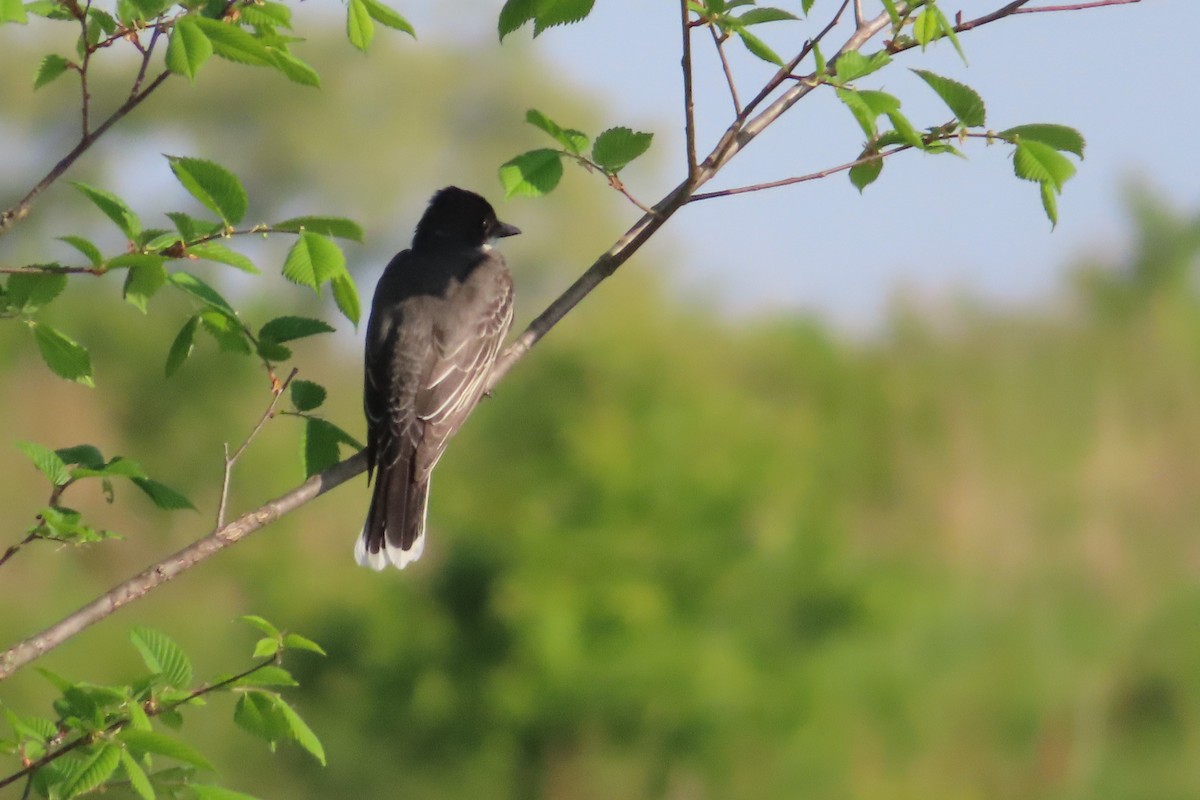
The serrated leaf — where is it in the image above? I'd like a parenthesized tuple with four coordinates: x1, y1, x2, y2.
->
(735, 28, 782, 66)
(165, 16, 212, 82)
(6, 271, 67, 312)
(849, 150, 883, 192)
(58, 235, 103, 267)
(282, 231, 345, 291)
(272, 216, 364, 242)
(331, 273, 361, 326)
(831, 50, 891, 83)
(1012, 139, 1076, 190)
(268, 696, 325, 765)
(302, 418, 341, 478)
(169, 271, 237, 315)
(2, 0, 29, 23)
(346, 0, 373, 51)
(266, 49, 320, 87)
(234, 666, 298, 688)
(289, 380, 326, 412)
(165, 316, 199, 377)
(836, 88, 879, 138)
(120, 730, 214, 770)
(240, 615, 280, 637)
(887, 111, 924, 148)
(913, 8, 937, 47)
(33, 54, 70, 89)
(282, 633, 326, 655)
(193, 785, 265, 800)
(16, 441, 71, 486)
(240, 1, 291, 27)
(186, 242, 259, 274)
(532, 0, 593, 35)
(199, 310, 251, 354)
(591, 127, 654, 172)
(525, 108, 588, 156)
(259, 316, 335, 344)
(62, 744, 121, 798)
(56, 444, 105, 470)
(120, 749, 155, 800)
(736, 7, 797, 25)
(234, 692, 289, 742)
(497, 0, 536, 40)
(73, 182, 141, 241)
(31, 323, 93, 386)
(130, 627, 193, 687)
(123, 260, 168, 313)
(912, 68, 985, 127)
(132, 478, 196, 511)
(999, 124, 1086, 158)
(166, 211, 223, 241)
(1040, 180, 1058, 228)
(167, 155, 247, 226)
(499, 149, 563, 199)
(933, 5, 967, 63)
(252, 638, 280, 658)
(193, 17, 271, 65)
(359, 0, 413, 35)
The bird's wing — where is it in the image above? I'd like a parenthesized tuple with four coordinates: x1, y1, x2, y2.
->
(412, 271, 513, 480)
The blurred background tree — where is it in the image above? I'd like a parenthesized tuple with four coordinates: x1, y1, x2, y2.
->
(5, 1, 1198, 799)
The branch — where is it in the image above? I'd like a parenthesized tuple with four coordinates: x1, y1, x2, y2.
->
(709, 26, 743, 116)
(0, 452, 366, 681)
(217, 368, 297, 528)
(680, 0, 698, 178)
(688, 144, 916, 202)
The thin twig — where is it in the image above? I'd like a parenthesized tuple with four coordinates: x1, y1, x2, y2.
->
(79, 0, 94, 137)
(0, 656, 278, 790)
(710, 26, 742, 115)
(741, 0, 851, 119)
(1012, 0, 1138, 15)
(216, 368, 298, 528)
(0, 533, 38, 570)
(680, 0, 698, 178)
(689, 144, 915, 202)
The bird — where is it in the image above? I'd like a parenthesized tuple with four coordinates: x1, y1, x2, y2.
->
(356, 187, 519, 570)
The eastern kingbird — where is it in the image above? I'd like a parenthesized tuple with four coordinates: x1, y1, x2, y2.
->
(356, 187, 519, 570)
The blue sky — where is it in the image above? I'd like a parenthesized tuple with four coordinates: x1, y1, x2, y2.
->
(407, 1, 1200, 329)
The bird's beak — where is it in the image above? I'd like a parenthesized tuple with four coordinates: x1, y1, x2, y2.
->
(496, 221, 522, 238)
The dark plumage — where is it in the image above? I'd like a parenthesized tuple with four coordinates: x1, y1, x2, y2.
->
(357, 187, 519, 570)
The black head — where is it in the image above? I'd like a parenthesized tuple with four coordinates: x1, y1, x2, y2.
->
(412, 186, 521, 250)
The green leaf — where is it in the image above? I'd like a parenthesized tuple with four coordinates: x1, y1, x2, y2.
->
(282, 633, 326, 655)
(240, 615, 280, 637)
(165, 16, 212, 82)
(933, 5, 967, 63)
(73, 182, 141, 241)
(33, 54, 70, 89)
(130, 627, 193, 688)
(1040, 180, 1058, 228)
(800, 0, 815, 13)
(16, 441, 71, 486)
(62, 744, 121, 798)
(499, 149, 563, 199)
(192, 784, 265, 800)
(499, 0, 594, 39)
(290, 380, 326, 412)
(913, 8, 937, 48)
(31, 323, 93, 386)
(266, 49, 320, 87)
(260, 316, 335, 344)
(169, 271, 237, 316)
(999, 124, 1086, 158)
(58, 235, 103, 267)
(887, 111, 924, 148)
(849, 150, 883, 192)
(120, 730, 214, 770)
(736, 7, 797, 24)
(346, 0, 373, 51)
(525, 109, 588, 156)
(268, 696, 325, 765)
(240, 1, 291, 27)
(912, 69, 986, 127)
(165, 316, 199, 377)
(302, 418, 342, 478)
(273, 216, 364, 242)
(167, 155, 247, 226)
(56, 444, 105, 470)
(835, 88, 889, 138)
(282, 231, 346, 291)
(1012, 139, 1076, 190)
(186, 242, 259, 274)
(234, 692, 289, 742)
(6, 271, 67, 312)
(735, 28, 782, 66)
(166, 211, 223, 241)
(831, 50, 891, 83)
(123, 260, 168, 313)
(497, 0, 536, 40)
(252, 638, 280, 658)
(1, 0, 28, 23)
(132, 478, 197, 511)
(119, 749, 155, 800)
(193, 17, 271, 65)
(358, 0, 413, 35)
(331, 273, 361, 326)
(591, 127, 654, 172)
(199, 310, 251, 354)
(879, 0, 899, 24)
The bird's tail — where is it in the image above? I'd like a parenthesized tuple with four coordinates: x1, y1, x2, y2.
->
(355, 458, 429, 570)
